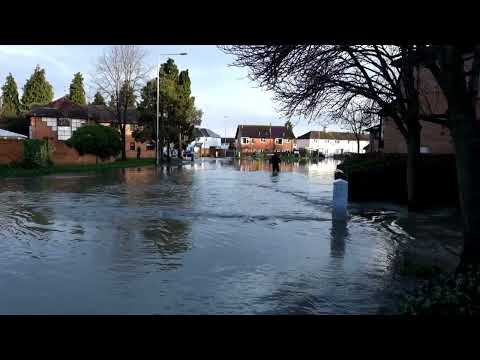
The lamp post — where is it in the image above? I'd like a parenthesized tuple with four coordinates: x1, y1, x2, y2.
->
(156, 52, 188, 166)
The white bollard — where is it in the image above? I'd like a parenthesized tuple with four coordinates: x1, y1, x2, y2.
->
(332, 179, 348, 220)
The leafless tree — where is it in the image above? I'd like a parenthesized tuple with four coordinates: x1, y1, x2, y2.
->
(331, 99, 377, 153)
(92, 45, 150, 160)
(416, 45, 480, 268)
(220, 45, 441, 209)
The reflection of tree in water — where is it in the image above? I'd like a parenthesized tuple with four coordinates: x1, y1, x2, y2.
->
(142, 219, 192, 269)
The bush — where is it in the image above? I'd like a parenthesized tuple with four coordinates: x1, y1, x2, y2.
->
(21, 139, 52, 168)
(66, 124, 121, 160)
(400, 266, 480, 315)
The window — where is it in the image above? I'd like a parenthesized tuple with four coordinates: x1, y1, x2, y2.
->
(275, 138, 283, 145)
(335, 140, 340, 144)
(130, 143, 136, 150)
(146, 142, 155, 151)
(285, 139, 290, 143)
(420, 146, 432, 154)
(251, 138, 255, 143)
(261, 138, 266, 143)
(241, 137, 250, 144)
(58, 118, 71, 127)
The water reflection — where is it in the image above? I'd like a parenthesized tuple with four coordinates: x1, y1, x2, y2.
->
(0, 158, 462, 314)
(330, 219, 348, 259)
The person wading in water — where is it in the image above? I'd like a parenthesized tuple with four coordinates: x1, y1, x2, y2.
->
(270, 152, 281, 173)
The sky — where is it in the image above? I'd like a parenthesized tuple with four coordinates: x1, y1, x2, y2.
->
(0, 45, 332, 138)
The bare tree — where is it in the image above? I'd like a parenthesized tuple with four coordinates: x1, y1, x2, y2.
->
(415, 45, 480, 268)
(331, 99, 377, 153)
(92, 45, 149, 160)
(220, 45, 442, 209)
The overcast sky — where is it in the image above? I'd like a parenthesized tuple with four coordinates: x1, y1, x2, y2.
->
(0, 45, 335, 137)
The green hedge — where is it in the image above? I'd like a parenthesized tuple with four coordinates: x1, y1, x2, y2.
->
(66, 124, 121, 160)
(21, 139, 52, 168)
(338, 153, 458, 206)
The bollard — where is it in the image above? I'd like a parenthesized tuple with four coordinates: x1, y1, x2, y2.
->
(332, 178, 348, 220)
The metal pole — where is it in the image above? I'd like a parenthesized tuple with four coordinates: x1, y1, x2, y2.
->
(156, 61, 160, 166)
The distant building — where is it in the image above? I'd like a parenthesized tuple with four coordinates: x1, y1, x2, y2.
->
(187, 127, 222, 157)
(296, 131, 369, 155)
(221, 137, 236, 150)
(27, 97, 154, 158)
(235, 124, 295, 154)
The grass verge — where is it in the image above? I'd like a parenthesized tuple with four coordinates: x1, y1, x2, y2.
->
(0, 158, 155, 178)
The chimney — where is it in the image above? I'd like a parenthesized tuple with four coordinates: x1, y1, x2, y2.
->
(323, 126, 327, 133)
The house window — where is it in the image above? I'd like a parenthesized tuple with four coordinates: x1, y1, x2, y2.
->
(261, 138, 266, 142)
(335, 140, 340, 144)
(251, 138, 255, 143)
(241, 137, 250, 144)
(275, 138, 283, 145)
(58, 118, 71, 127)
(420, 146, 432, 154)
(130, 142, 136, 150)
(146, 142, 155, 151)
(285, 139, 290, 143)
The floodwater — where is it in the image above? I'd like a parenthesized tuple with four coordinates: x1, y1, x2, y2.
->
(0, 158, 462, 314)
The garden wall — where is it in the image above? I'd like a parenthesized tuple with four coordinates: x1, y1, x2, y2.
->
(0, 139, 24, 164)
(0, 139, 114, 166)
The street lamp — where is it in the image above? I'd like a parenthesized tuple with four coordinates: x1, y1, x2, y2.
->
(156, 52, 188, 166)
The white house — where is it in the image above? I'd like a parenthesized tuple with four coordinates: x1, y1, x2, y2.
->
(296, 131, 369, 155)
(187, 128, 222, 156)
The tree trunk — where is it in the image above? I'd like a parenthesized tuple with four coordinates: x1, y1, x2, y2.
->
(451, 108, 480, 269)
(120, 125, 127, 161)
(406, 124, 421, 211)
(178, 131, 183, 160)
(356, 137, 360, 154)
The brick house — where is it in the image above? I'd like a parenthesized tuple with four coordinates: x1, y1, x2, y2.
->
(366, 65, 456, 154)
(28, 97, 155, 158)
(235, 124, 295, 154)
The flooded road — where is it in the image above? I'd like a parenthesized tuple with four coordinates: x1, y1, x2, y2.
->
(0, 158, 462, 314)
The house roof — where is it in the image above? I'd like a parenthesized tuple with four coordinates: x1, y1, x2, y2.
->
(28, 97, 140, 124)
(297, 131, 369, 141)
(88, 105, 140, 124)
(194, 128, 221, 138)
(235, 125, 295, 139)
(0, 128, 27, 139)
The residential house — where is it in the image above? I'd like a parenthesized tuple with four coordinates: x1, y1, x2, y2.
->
(88, 105, 154, 158)
(187, 127, 222, 157)
(366, 58, 461, 155)
(296, 131, 369, 155)
(221, 137, 235, 150)
(28, 97, 155, 158)
(235, 124, 295, 154)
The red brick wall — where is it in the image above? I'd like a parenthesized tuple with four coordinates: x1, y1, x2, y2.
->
(0, 139, 24, 164)
(383, 117, 454, 154)
(50, 140, 114, 165)
(30, 117, 57, 140)
(236, 138, 294, 154)
(0, 138, 114, 165)
(124, 128, 155, 158)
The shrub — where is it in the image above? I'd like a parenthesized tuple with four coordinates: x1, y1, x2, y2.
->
(21, 139, 52, 168)
(66, 124, 121, 160)
(400, 266, 480, 315)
